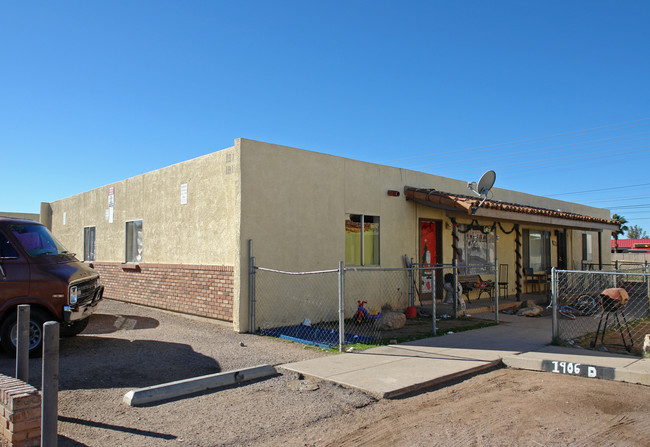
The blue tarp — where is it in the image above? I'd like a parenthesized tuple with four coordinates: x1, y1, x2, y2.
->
(259, 325, 374, 348)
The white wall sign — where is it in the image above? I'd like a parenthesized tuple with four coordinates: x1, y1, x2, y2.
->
(108, 186, 115, 208)
(108, 186, 115, 223)
(181, 183, 188, 205)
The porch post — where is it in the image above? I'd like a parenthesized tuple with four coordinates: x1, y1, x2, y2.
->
(451, 217, 459, 318)
(598, 230, 603, 270)
(515, 225, 522, 301)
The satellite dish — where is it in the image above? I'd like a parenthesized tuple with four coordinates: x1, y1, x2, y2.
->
(477, 170, 496, 196)
(467, 170, 496, 214)
(468, 170, 496, 197)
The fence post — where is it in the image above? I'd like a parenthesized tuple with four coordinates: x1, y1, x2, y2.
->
(248, 240, 254, 333)
(494, 260, 499, 323)
(338, 261, 345, 353)
(452, 260, 458, 319)
(644, 261, 649, 301)
(551, 268, 558, 340)
(41, 321, 59, 447)
(432, 267, 437, 335)
(408, 263, 414, 308)
(16, 304, 30, 383)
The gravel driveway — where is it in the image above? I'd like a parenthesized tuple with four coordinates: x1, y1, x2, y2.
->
(3, 299, 647, 446)
(0, 299, 375, 446)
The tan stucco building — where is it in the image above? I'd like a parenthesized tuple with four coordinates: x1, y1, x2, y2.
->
(41, 138, 618, 332)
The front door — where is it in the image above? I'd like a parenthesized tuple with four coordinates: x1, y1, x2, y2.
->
(419, 220, 442, 302)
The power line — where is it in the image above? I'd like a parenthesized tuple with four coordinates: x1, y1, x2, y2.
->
(402, 132, 650, 171)
(440, 145, 650, 181)
(547, 182, 650, 197)
(384, 117, 650, 164)
(583, 196, 650, 204)
(442, 144, 650, 174)
(608, 204, 650, 210)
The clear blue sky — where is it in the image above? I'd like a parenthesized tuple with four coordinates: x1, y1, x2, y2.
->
(1, 1, 649, 235)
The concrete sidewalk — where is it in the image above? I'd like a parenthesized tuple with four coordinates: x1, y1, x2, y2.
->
(281, 313, 650, 398)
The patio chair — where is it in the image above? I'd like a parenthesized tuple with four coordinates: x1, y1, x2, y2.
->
(524, 268, 539, 293)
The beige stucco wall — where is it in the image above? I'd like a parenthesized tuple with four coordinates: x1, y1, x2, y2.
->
(49, 146, 241, 265)
(612, 252, 650, 264)
(43, 138, 614, 332)
(237, 139, 613, 267)
(236, 139, 613, 329)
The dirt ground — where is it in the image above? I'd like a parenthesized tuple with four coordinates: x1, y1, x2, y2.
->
(0, 299, 648, 446)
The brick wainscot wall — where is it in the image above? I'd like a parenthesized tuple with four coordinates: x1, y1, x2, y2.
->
(90, 262, 234, 322)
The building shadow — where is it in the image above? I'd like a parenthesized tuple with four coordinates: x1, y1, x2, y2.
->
(58, 416, 176, 444)
(0, 336, 220, 391)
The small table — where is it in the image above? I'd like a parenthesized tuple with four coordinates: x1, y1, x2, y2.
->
(526, 272, 549, 294)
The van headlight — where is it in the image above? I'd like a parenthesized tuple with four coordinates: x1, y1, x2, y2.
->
(69, 286, 78, 305)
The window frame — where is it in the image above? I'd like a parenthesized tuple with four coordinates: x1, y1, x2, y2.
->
(457, 224, 496, 275)
(0, 230, 19, 260)
(125, 220, 143, 263)
(345, 214, 380, 266)
(523, 228, 551, 272)
(83, 226, 96, 262)
(582, 233, 593, 262)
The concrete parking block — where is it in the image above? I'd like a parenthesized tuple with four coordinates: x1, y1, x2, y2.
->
(124, 364, 276, 406)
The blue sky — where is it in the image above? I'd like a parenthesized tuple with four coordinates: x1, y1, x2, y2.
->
(1, 1, 649, 234)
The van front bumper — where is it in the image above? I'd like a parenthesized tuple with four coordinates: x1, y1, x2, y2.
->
(64, 285, 104, 322)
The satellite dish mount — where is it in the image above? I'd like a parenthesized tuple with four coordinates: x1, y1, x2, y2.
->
(467, 170, 496, 214)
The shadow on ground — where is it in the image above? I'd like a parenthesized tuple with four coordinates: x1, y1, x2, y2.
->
(59, 416, 177, 445)
(0, 336, 220, 391)
(82, 312, 160, 334)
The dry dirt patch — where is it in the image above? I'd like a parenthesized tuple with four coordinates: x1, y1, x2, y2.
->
(0, 299, 647, 446)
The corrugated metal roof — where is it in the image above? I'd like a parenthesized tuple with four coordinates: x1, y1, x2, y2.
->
(611, 238, 650, 249)
(404, 187, 617, 228)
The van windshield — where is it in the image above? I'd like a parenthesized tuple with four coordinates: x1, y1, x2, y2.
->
(9, 224, 69, 257)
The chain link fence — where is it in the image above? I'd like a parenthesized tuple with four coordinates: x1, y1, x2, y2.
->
(253, 266, 343, 348)
(553, 269, 650, 355)
(251, 258, 501, 351)
(582, 261, 649, 272)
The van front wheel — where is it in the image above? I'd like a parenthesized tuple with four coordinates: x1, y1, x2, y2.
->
(60, 318, 90, 337)
(0, 310, 48, 357)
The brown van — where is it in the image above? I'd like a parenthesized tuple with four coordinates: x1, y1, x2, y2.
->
(0, 217, 103, 355)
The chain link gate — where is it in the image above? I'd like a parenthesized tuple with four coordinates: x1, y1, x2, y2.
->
(552, 268, 650, 355)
